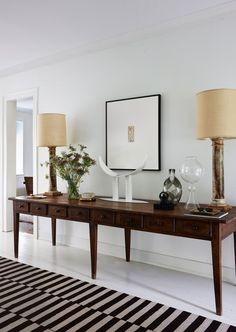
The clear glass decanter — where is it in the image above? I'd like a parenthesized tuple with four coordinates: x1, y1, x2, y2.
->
(180, 156, 203, 210)
(163, 169, 182, 205)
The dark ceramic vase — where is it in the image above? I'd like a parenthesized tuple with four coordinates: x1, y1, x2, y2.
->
(163, 169, 182, 205)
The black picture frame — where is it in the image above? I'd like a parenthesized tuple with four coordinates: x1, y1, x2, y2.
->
(105, 94, 161, 171)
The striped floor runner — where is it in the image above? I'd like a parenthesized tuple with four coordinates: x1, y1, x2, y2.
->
(0, 257, 235, 332)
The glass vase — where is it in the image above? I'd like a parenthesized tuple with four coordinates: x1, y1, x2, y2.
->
(67, 180, 80, 200)
(163, 169, 182, 205)
(180, 156, 203, 210)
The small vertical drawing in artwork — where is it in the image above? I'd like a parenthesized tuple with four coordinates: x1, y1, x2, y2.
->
(128, 126, 135, 142)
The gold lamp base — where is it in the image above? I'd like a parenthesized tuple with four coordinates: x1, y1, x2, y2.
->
(44, 190, 63, 196)
(208, 202, 232, 212)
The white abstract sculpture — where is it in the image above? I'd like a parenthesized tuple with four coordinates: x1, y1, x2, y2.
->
(99, 156, 148, 203)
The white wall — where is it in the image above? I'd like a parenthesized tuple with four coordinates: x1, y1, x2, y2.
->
(1, 12, 236, 280)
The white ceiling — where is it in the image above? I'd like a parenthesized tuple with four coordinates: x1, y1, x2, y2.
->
(0, 0, 236, 76)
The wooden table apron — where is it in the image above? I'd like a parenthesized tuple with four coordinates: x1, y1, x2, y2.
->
(9, 195, 236, 316)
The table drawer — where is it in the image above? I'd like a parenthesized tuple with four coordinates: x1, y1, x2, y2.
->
(68, 207, 89, 222)
(116, 213, 143, 228)
(30, 203, 47, 216)
(93, 209, 115, 225)
(144, 216, 174, 233)
(176, 219, 211, 237)
(48, 205, 67, 218)
(15, 201, 29, 213)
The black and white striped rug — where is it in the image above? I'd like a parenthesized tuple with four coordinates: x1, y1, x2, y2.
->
(0, 257, 235, 332)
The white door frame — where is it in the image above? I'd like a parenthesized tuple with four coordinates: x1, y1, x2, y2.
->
(1, 88, 39, 238)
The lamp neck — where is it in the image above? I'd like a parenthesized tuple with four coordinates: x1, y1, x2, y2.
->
(211, 138, 225, 205)
(48, 146, 57, 193)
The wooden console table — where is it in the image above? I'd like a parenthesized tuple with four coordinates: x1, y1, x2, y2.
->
(9, 195, 236, 315)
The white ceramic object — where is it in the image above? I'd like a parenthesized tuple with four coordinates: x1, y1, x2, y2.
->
(98, 156, 148, 203)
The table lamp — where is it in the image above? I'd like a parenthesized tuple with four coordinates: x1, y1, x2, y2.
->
(37, 113, 67, 196)
(196, 88, 236, 210)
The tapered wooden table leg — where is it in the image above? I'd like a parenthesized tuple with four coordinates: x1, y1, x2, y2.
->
(125, 228, 131, 262)
(211, 224, 222, 315)
(13, 209, 19, 258)
(89, 222, 98, 279)
(51, 218, 56, 246)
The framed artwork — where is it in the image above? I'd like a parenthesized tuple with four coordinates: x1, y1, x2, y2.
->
(106, 94, 161, 171)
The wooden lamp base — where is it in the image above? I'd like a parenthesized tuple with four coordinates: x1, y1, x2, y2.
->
(44, 146, 62, 197)
(210, 138, 231, 212)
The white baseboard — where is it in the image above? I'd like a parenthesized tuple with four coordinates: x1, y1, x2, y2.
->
(39, 232, 235, 283)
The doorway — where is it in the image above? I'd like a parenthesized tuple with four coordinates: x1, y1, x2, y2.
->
(16, 98, 34, 234)
(1, 89, 38, 235)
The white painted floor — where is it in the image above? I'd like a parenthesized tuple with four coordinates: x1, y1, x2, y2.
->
(0, 231, 236, 327)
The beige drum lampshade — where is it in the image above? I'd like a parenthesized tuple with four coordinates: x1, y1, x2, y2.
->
(37, 113, 67, 147)
(196, 89, 236, 139)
